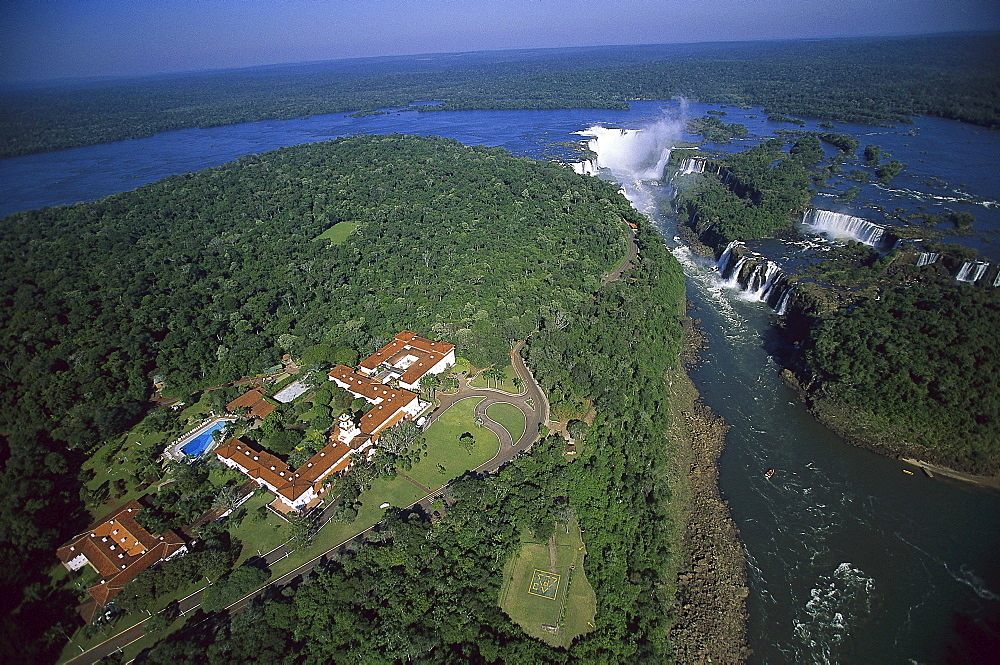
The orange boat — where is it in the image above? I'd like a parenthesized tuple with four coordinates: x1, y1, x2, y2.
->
(765, 468, 775, 479)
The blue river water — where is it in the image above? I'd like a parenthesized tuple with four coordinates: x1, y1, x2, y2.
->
(2, 101, 998, 663)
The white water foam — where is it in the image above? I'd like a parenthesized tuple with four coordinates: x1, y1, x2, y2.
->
(802, 208, 896, 249)
(880, 185, 998, 209)
(792, 563, 876, 664)
(573, 117, 685, 181)
(896, 534, 999, 602)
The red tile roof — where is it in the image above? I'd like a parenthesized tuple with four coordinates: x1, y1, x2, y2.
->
(358, 330, 455, 387)
(227, 388, 276, 420)
(327, 365, 421, 437)
(215, 438, 355, 504)
(56, 500, 186, 610)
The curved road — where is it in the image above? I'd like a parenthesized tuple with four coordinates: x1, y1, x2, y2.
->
(64, 225, 636, 665)
(64, 343, 550, 665)
(602, 224, 639, 286)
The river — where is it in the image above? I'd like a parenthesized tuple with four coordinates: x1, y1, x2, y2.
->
(2, 100, 998, 663)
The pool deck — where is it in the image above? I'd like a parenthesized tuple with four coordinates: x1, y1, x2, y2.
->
(164, 417, 236, 462)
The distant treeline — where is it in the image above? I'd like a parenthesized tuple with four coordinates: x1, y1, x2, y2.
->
(1, 33, 998, 158)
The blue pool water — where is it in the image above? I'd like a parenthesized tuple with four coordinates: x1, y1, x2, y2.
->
(181, 421, 227, 457)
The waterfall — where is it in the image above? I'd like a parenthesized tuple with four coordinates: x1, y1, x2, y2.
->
(573, 121, 684, 181)
(956, 260, 990, 283)
(916, 252, 940, 267)
(716, 241, 794, 313)
(677, 157, 706, 176)
(717, 240, 741, 278)
(802, 209, 898, 250)
(774, 287, 794, 316)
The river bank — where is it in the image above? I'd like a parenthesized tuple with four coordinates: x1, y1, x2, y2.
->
(665, 320, 750, 663)
(780, 369, 1000, 492)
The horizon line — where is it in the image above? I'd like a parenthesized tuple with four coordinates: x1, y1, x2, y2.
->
(3, 28, 997, 90)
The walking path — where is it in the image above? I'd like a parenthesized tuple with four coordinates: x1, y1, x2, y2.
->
(63, 342, 550, 665)
(396, 470, 432, 495)
(65, 225, 633, 664)
(602, 225, 639, 286)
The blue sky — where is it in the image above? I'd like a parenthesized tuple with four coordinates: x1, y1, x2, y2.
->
(1, 0, 997, 82)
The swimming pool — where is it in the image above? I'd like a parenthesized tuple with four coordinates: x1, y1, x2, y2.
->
(181, 420, 228, 457)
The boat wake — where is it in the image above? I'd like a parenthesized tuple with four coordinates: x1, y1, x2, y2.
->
(896, 534, 999, 601)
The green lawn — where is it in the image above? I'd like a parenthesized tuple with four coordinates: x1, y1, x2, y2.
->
(177, 392, 216, 421)
(470, 363, 518, 392)
(228, 492, 292, 562)
(275, 475, 424, 573)
(265, 372, 296, 395)
(81, 394, 220, 507)
(61, 400, 501, 661)
(486, 402, 526, 444)
(406, 397, 499, 489)
(81, 430, 171, 519)
(450, 357, 473, 376)
(366, 475, 426, 509)
(499, 519, 596, 648)
(314, 221, 359, 244)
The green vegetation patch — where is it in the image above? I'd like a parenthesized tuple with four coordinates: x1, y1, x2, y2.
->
(407, 397, 499, 488)
(227, 491, 291, 562)
(470, 363, 518, 392)
(5, 131, 690, 662)
(799, 279, 1000, 473)
(675, 137, 815, 249)
(314, 221, 359, 244)
(499, 519, 596, 648)
(486, 402, 526, 444)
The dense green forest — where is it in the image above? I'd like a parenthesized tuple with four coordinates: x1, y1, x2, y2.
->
(675, 137, 815, 247)
(131, 213, 688, 663)
(1, 135, 675, 660)
(789, 266, 1000, 474)
(2, 33, 998, 157)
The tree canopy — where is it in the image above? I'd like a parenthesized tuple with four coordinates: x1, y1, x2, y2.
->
(135, 211, 691, 664)
(0, 134, 644, 661)
(2, 33, 998, 158)
(800, 279, 1000, 473)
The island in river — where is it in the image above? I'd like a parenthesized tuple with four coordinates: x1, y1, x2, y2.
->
(669, 135, 1000, 480)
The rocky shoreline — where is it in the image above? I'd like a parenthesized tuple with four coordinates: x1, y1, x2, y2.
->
(666, 323, 750, 663)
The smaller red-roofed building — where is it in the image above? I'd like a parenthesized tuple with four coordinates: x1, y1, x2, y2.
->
(226, 387, 276, 420)
(215, 436, 364, 512)
(358, 330, 455, 390)
(56, 500, 187, 622)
